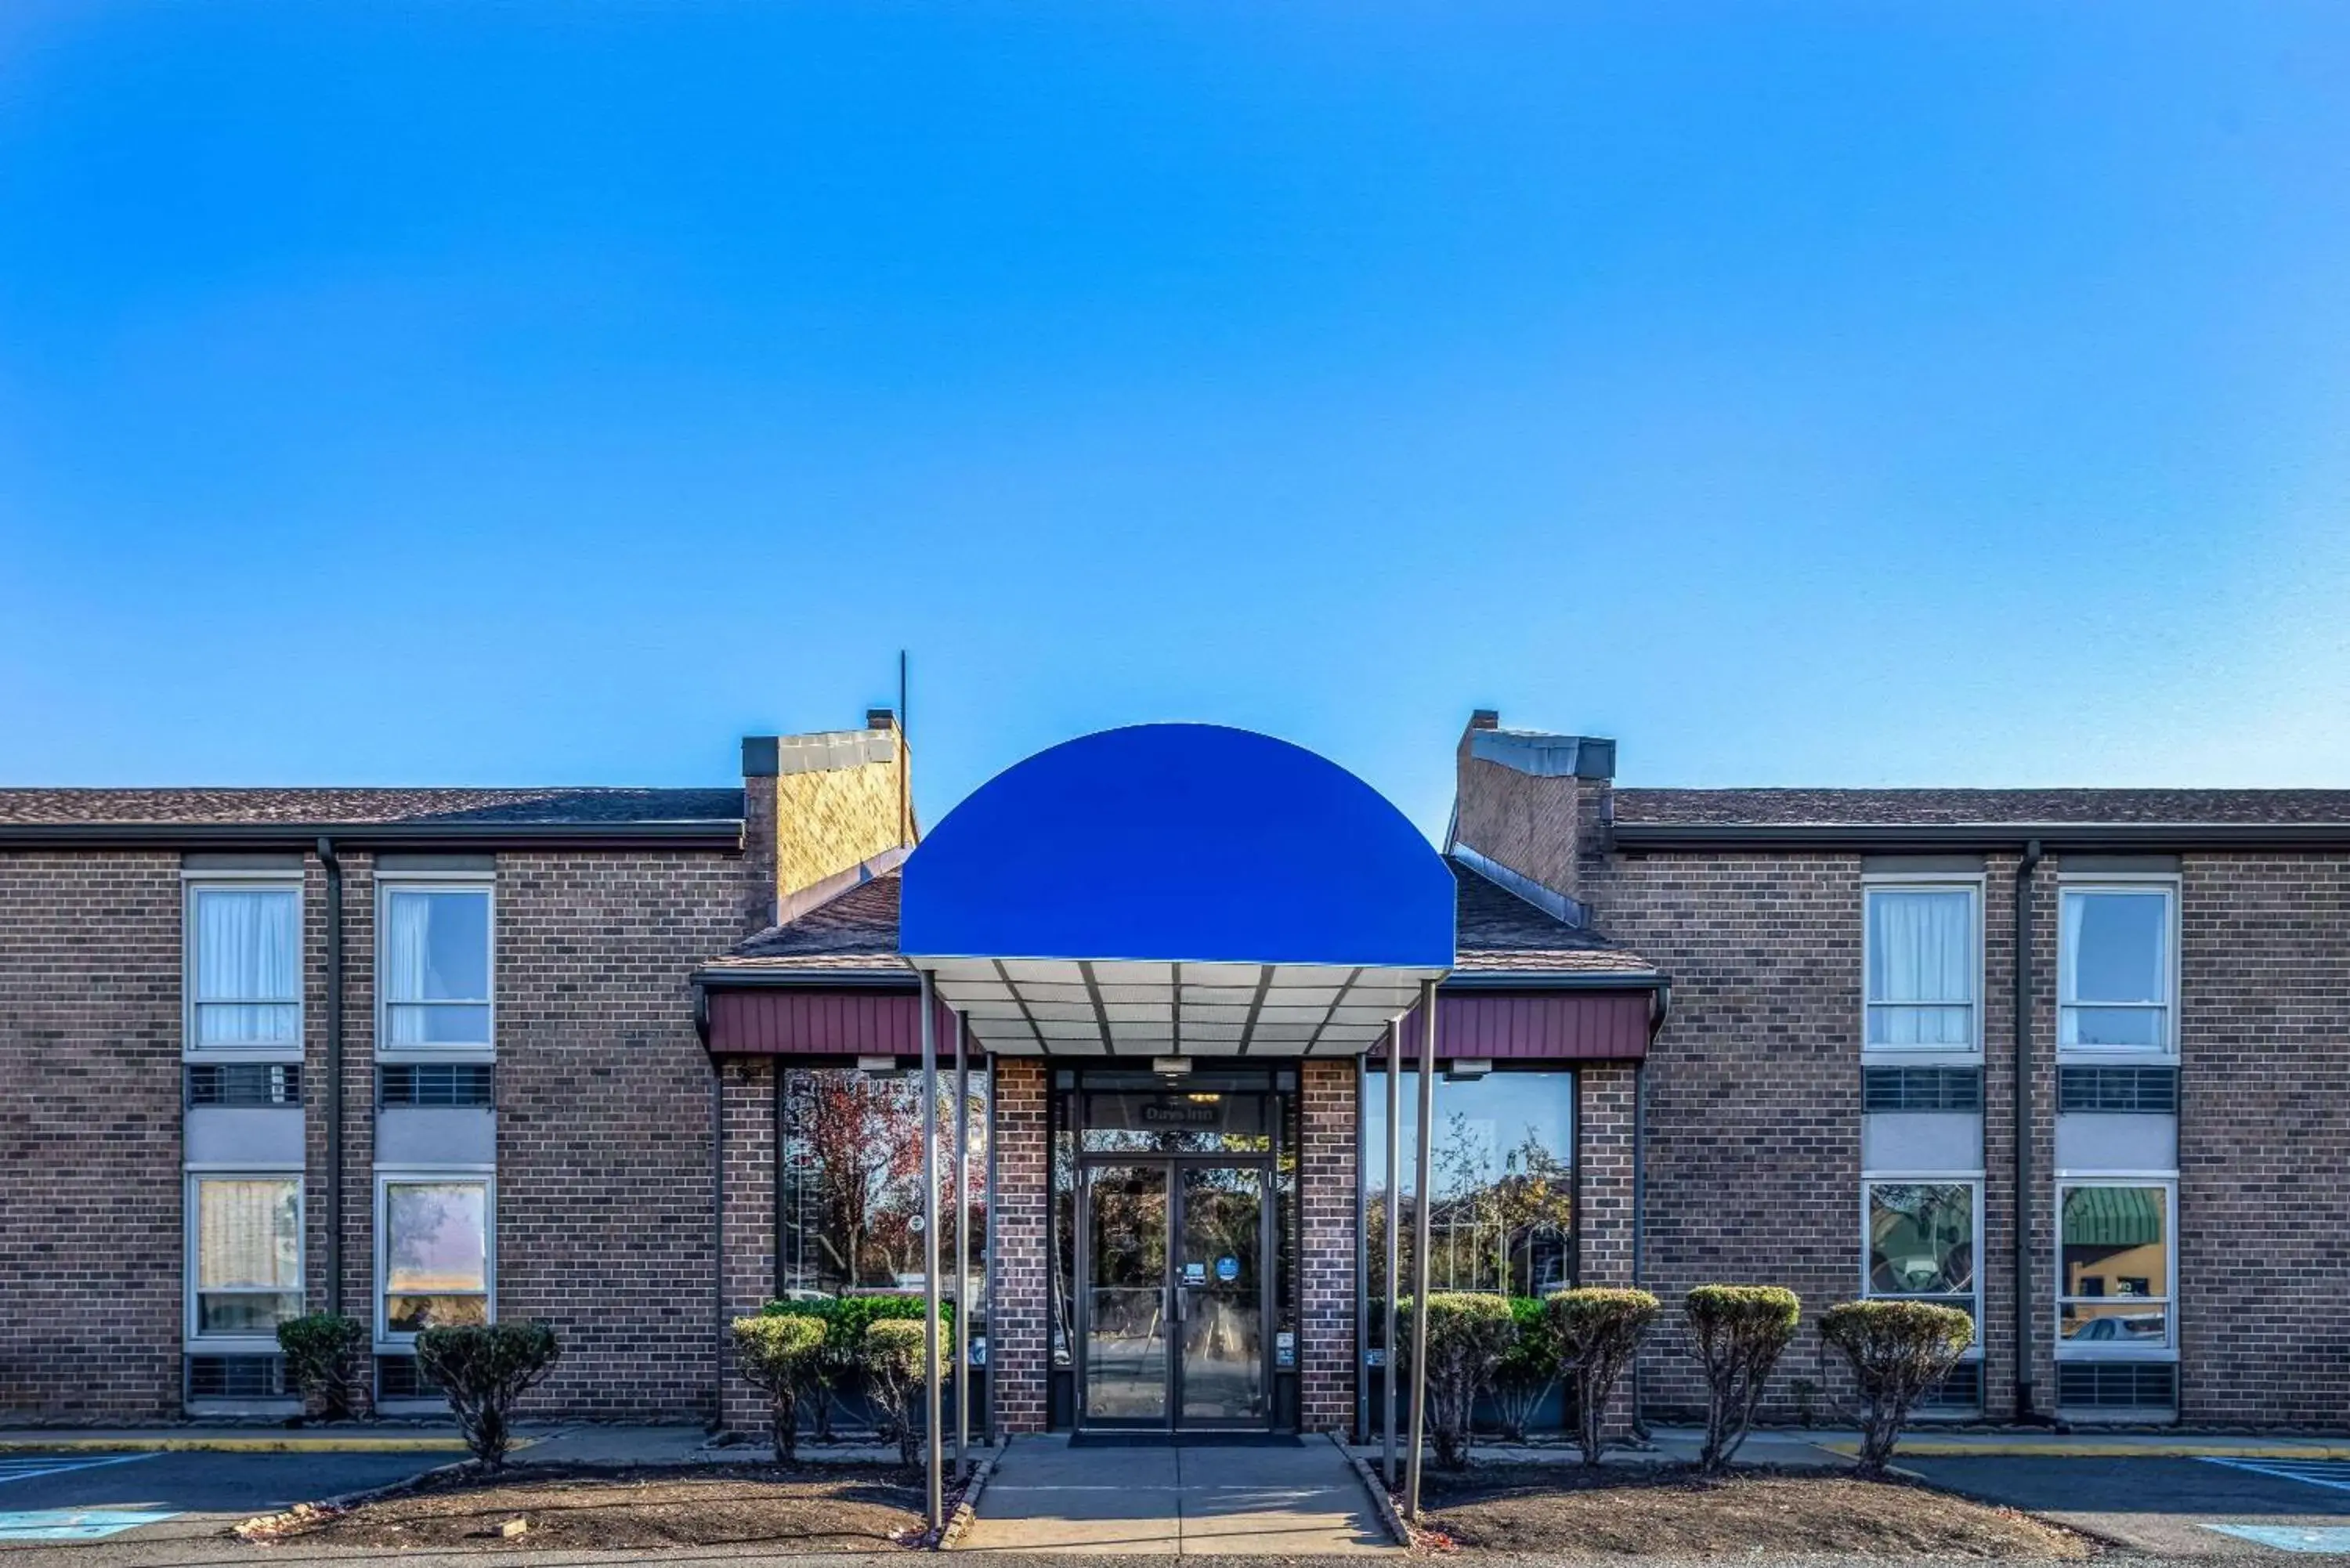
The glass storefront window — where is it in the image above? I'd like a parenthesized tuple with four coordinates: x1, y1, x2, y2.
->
(1363, 1068, 1574, 1308)
(776, 1067, 989, 1322)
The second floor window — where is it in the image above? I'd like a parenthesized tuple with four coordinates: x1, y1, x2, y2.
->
(188, 884, 301, 1050)
(2060, 885, 2175, 1050)
(1864, 884, 1979, 1049)
(381, 886, 493, 1051)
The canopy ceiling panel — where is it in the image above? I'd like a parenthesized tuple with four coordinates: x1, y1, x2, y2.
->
(900, 724, 1455, 1056)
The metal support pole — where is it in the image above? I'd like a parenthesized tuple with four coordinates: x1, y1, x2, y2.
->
(920, 973, 945, 1531)
(953, 1014, 971, 1482)
(1405, 979, 1437, 1523)
(1383, 1017, 1401, 1490)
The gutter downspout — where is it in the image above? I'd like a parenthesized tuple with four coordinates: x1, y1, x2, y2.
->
(317, 837, 344, 1318)
(713, 1062, 726, 1431)
(1632, 978, 1668, 1436)
(2014, 840, 2044, 1424)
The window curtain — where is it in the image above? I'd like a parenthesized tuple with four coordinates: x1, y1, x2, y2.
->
(195, 890, 298, 1044)
(197, 1178, 300, 1290)
(385, 893, 436, 1044)
(1868, 891, 1972, 1045)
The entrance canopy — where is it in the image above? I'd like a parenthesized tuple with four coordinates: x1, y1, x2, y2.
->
(899, 724, 1454, 1057)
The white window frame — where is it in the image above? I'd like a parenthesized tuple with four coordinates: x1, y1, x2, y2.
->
(184, 1169, 306, 1350)
(376, 875, 496, 1061)
(374, 1167, 497, 1351)
(2053, 1172, 2178, 1361)
(1860, 1173, 1986, 1355)
(182, 873, 305, 1063)
(1860, 876, 1985, 1055)
(2056, 876, 2180, 1058)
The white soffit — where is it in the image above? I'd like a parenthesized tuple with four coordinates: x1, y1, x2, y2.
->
(921, 958, 1441, 1057)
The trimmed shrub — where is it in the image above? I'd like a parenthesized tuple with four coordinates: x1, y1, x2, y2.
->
(1820, 1300, 1976, 1476)
(1490, 1297, 1565, 1443)
(1400, 1293, 1518, 1469)
(1547, 1288, 1661, 1466)
(732, 1313, 829, 1465)
(414, 1321, 562, 1470)
(276, 1313, 368, 1422)
(762, 1296, 956, 1442)
(1685, 1286, 1801, 1476)
(860, 1318, 942, 1469)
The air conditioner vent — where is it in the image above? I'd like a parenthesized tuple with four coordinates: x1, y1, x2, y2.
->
(186, 1355, 286, 1400)
(2059, 1067, 2178, 1115)
(186, 1064, 302, 1107)
(377, 1355, 445, 1399)
(2057, 1361, 2176, 1410)
(1862, 1067, 1983, 1114)
(380, 1064, 494, 1108)
(1920, 1359, 1983, 1411)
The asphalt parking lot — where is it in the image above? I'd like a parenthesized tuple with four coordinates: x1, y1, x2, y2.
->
(0, 1449, 442, 1552)
(1909, 1454, 2350, 1558)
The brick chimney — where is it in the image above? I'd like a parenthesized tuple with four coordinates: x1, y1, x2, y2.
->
(1448, 709, 1615, 926)
(738, 710, 915, 934)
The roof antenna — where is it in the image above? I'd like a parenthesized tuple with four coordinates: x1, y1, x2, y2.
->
(898, 649, 910, 849)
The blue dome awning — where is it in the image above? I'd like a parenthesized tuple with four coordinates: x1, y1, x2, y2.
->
(900, 724, 1454, 1057)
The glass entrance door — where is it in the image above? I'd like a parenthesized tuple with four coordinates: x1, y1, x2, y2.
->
(1083, 1165, 1170, 1422)
(1079, 1160, 1269, 1431)
(1177, 1165, 1268, 1425)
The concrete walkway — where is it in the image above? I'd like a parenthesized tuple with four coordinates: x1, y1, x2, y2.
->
(960, 1436, 1400, 1555)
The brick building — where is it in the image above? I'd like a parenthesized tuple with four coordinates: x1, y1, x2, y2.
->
(3, 709, 2343, 1433)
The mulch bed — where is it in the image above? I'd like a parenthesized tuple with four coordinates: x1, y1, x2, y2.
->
(1414, 1462, 2096, 1559)
(263, 1461, 929, 1552)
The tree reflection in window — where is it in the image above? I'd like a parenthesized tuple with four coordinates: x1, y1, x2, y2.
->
(777, 1068, 989, 1312)
(1365, 1070, 1574, 1310)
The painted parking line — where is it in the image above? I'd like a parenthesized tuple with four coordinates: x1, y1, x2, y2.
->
(0, 1453, 161, 1487)
(2200, 1458, 2350, 1494)
(2203, 1524, 2350, 1553)
(0, 1509, 183, 1542)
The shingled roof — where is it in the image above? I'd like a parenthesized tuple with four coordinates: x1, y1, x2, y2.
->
(708, 870, 909, 976)
(1613, 786, 2350, 828)
(0, 786, 744, 829)
(701, 858, 1654, 982)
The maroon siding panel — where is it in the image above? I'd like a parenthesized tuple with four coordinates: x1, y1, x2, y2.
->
(711, 985, 1650, 1061)
(707, 988, 955, 1057)
(1369, 990, 1651, 1062)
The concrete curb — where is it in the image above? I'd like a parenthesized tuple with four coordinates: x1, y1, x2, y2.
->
(938, 1448, 998, 1550)
(1330, 1430, 1412, 1548)
(1820, 1439, 2350, 1460)
(0, 1434, 487, 1454)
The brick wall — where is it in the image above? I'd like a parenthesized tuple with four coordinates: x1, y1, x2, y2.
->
(316, 850, 378, 1382)
(772, 748, 907, 899)
(1592, 852, 1868, 1418)
(1577, 1063, 1638, 1289)
(989, 1057, 1050, 1433)
(1299, 1058, 1358, 1433)
(718, 1057, 778, 1433)
(494, 851, 740, 1422)
(2175, 853, 2350, 1424)
(0, 852, 183, 1419)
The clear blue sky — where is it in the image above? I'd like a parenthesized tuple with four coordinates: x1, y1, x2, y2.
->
(6, 3, 2349, 836)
